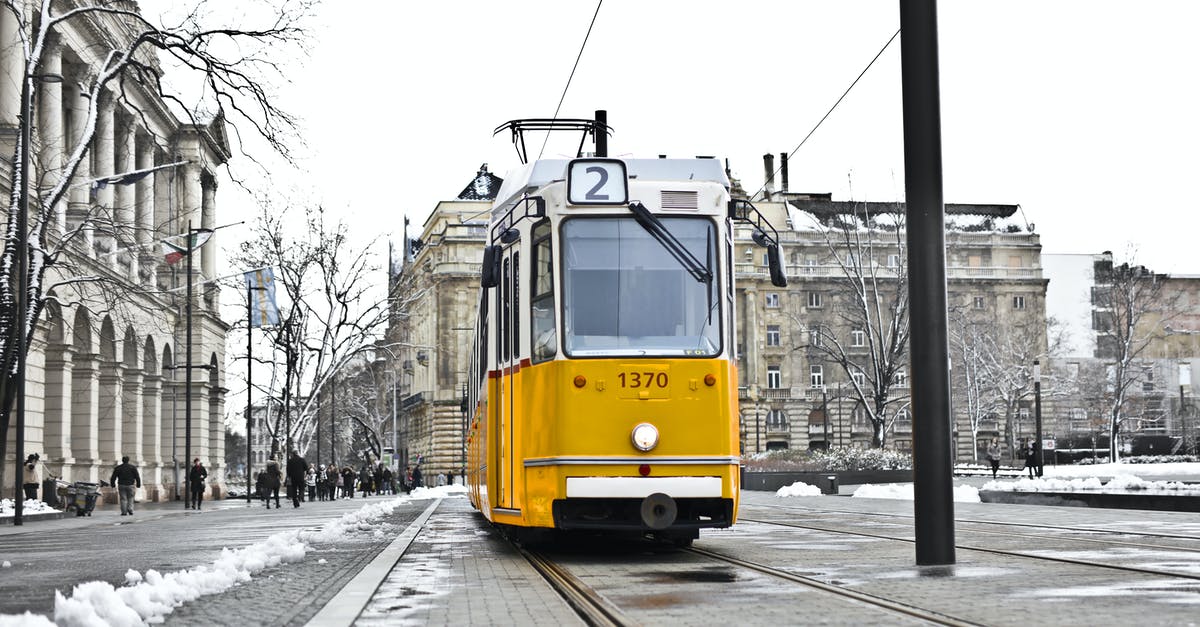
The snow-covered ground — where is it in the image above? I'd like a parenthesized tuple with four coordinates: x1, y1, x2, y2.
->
(0, 499, 58, 518)
(0, 485, 467, 627)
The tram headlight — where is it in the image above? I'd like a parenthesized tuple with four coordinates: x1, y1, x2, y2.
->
(631, 423, 659, 452)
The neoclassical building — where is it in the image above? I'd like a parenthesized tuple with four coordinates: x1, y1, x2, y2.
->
(2, 2, 229, 501)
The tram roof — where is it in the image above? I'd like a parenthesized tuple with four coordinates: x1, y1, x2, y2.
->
(493, 158, 730, 218)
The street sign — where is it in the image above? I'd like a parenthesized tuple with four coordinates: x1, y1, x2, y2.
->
(1043, 438, 1056, 450)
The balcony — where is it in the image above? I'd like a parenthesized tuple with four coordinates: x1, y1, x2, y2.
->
(760, 388, 791, 400)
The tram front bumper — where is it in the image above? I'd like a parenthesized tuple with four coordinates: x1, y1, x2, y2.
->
(552, 495, 734, 531)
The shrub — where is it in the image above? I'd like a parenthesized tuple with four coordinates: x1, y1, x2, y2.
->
(742, 447, 913, 472)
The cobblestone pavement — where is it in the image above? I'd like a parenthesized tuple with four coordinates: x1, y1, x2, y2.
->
(0, 494, 416, 623)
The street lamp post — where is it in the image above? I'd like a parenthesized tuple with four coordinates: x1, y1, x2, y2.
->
(1033, 359, 1044, 477)
(1181, 363, 1192, 456)
(13, 67, 62, 526)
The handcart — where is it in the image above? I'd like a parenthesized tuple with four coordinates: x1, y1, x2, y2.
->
(64, 481, 100, 516)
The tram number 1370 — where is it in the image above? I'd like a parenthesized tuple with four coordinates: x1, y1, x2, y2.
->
(618, 371, 669, 388)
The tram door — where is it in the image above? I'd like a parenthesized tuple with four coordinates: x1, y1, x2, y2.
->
(494, 246, 519, 511)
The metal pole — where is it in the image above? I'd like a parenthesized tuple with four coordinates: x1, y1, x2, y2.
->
(246, 285, 253, 504)
(594, 110, 607, 157)
(185, 222, 194, 509)
(13, 68, 32, 526)
(1034, 360, 1044, 477)
(823, 388, 830, 448)
(391, 376, 397, 466)
(899, 0, 955, 565)
(331, 374, 336, 466)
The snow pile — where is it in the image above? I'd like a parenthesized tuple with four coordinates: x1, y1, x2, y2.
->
(851, 483, 982, 503)
(0, 491, 459, 626)
(776, 482, 824, 497)
(0, 612, 55, 626)
(0, 499, 58, 518)
(982, 475, 1200, 495)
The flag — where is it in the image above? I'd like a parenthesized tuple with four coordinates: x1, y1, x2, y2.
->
(245, 267, 281, 328)
(161, 230, 213, 265)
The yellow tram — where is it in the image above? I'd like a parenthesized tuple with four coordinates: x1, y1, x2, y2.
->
(466, 119, 786, 545)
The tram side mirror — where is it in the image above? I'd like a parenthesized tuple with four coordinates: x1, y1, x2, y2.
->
(481, 245, 500, 288)
(767, 243, 787, 287)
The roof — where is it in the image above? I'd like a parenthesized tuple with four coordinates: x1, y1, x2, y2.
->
(457, 164, 504, 200)
(788, 200, 1019, 218)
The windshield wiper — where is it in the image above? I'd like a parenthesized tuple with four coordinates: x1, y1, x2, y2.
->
(628, 202, 713, 284)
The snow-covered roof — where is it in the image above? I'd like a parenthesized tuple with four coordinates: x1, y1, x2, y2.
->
(456, 164, 504, 201)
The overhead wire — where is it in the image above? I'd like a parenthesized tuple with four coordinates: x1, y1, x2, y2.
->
(752, 28, 901, 200)
(536, 0, 603, 162)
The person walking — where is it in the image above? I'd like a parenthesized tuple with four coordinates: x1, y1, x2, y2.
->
(382, 467, 394, 495)
(1022, 440, 1037, 479)
(109, 456, 142, 516)
(188, 458, 208, 510)
(342, 466, 356, 499)
(305, 465, 317, 502)
(22, 454, 40, 501)
(264, 455, 282, 508)
(287, 452, 308, 508)
(359, 465, 372, 498)
(986, 438, 1001, 479)
(412, 465, 423, 489)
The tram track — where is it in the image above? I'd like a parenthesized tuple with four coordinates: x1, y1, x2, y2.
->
(519, 546, 634, 627)
(742, 516, 1200, 582)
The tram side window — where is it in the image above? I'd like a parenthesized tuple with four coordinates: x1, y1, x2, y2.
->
(478, 292, 489, 384)
(531, 223, 557, 363)
(513, 252, 520, 360)
(502, 258, 511, 362)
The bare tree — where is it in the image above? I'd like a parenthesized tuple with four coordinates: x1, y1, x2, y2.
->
(798, 203, 910, 448)
(949, 308, 1004, 461)
(1093, 257, 1176, 462)
(0, 0, 312, 489)
(231, 204, 396, 460)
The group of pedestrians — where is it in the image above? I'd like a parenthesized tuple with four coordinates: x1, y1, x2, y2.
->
(250, 453, 427, 509)
(984, 437, 1043, 479)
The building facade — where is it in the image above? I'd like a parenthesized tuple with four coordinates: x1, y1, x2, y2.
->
(383, 165, 498, 479)
(2, 3, 230, 500)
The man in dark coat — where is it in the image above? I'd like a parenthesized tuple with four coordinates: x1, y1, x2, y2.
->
(188, 458, 208, 510)
(109, 456, 142, 516)
(286, 451, 308, 508)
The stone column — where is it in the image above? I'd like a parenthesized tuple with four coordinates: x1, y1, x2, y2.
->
(43, 345, 76, 476)
(209, 381, 226, 494)
(160, 373, 181, 499)
(153, 152, 173, 290)
(36, 35, 66, 235)
(114, 114, 136, 278)
(0, 7, 22, 154)
(135, 135, 156, 286)
(121, 366, 143, 468)
(70, 353, 101, 483)
(141, 373, 163, 493)
(97, 370, 124, 468)
(65, 72, 93, 250)
(93, 91, 116, 257)
(200, 175, 217, 311)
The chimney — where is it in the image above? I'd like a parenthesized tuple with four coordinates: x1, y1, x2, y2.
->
(762, 153, 776, 198)
(780, 153, 789, 193)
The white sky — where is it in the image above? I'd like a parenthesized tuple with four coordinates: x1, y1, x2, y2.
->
(217, 0, 1200, 276)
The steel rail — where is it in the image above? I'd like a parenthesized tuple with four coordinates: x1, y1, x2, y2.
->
(519, 547, 634, 627)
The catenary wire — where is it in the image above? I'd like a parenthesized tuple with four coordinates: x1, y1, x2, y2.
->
(536, 0, 604, 162)
(752, 28, 901, 200)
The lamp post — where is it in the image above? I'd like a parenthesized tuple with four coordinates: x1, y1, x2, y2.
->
(1181, 363, 1192, 456)
(13, 67, 62, 526)
(1033, 359, 1044, 477)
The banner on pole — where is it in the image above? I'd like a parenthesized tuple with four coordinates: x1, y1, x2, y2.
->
(161, 229, 213, 265)
(245, 267, 281, 328)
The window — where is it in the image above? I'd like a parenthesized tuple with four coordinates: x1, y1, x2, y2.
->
(851, 329, 865, 347)
(807, 292, 822, 308)
(887, 254, 901, 268)
(809, 326, 822, 348)
(765, 293, 780, 308)
(530, 222, 557, 363)
(561, 217, 720, 357)
(809, 365, 824, 388)
(766, 325, 780, 347)
(803, 257, 817, 274)
(973, 296, 985, 310)
(1008, 255, 1023, 268)
(894, 368, 907, 387)
(851, 370, 866, 387)
(767, 365, 782, 389)
(1012, 295, 1026, 310)
(766, 409, 787, 429)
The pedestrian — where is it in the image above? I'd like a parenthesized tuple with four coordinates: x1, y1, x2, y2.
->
(403, 466, 413, 494)
(22, 453, 40, 501)
(287, 452, 308, 508)
(188, 458, 208, 510)
(412, 465, 423, 488)
(264, 455, 282, 508)
(373, 464, 384, 495)
(1022, 440, 1037, 478)
(255, 471, 266, 505)
(382, 467, 393, 495)
(986, 438, 1001, 479)
(334, 465, 344, 498)
(305, 465, 317, 502)
(359, 465, 372, 498)
(109, 455, 142, 516)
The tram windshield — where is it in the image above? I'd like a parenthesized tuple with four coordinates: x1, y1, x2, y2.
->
(562, 217, 721, 357)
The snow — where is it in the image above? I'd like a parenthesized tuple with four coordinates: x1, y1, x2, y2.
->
(0, 499, 58, 518)
(1039, 461, 1200, 478)
(0, 486, 467, 627)
(851, 483, 983, 503)
(982, 474, 1200, 495)
(775, 482, 823, 497)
